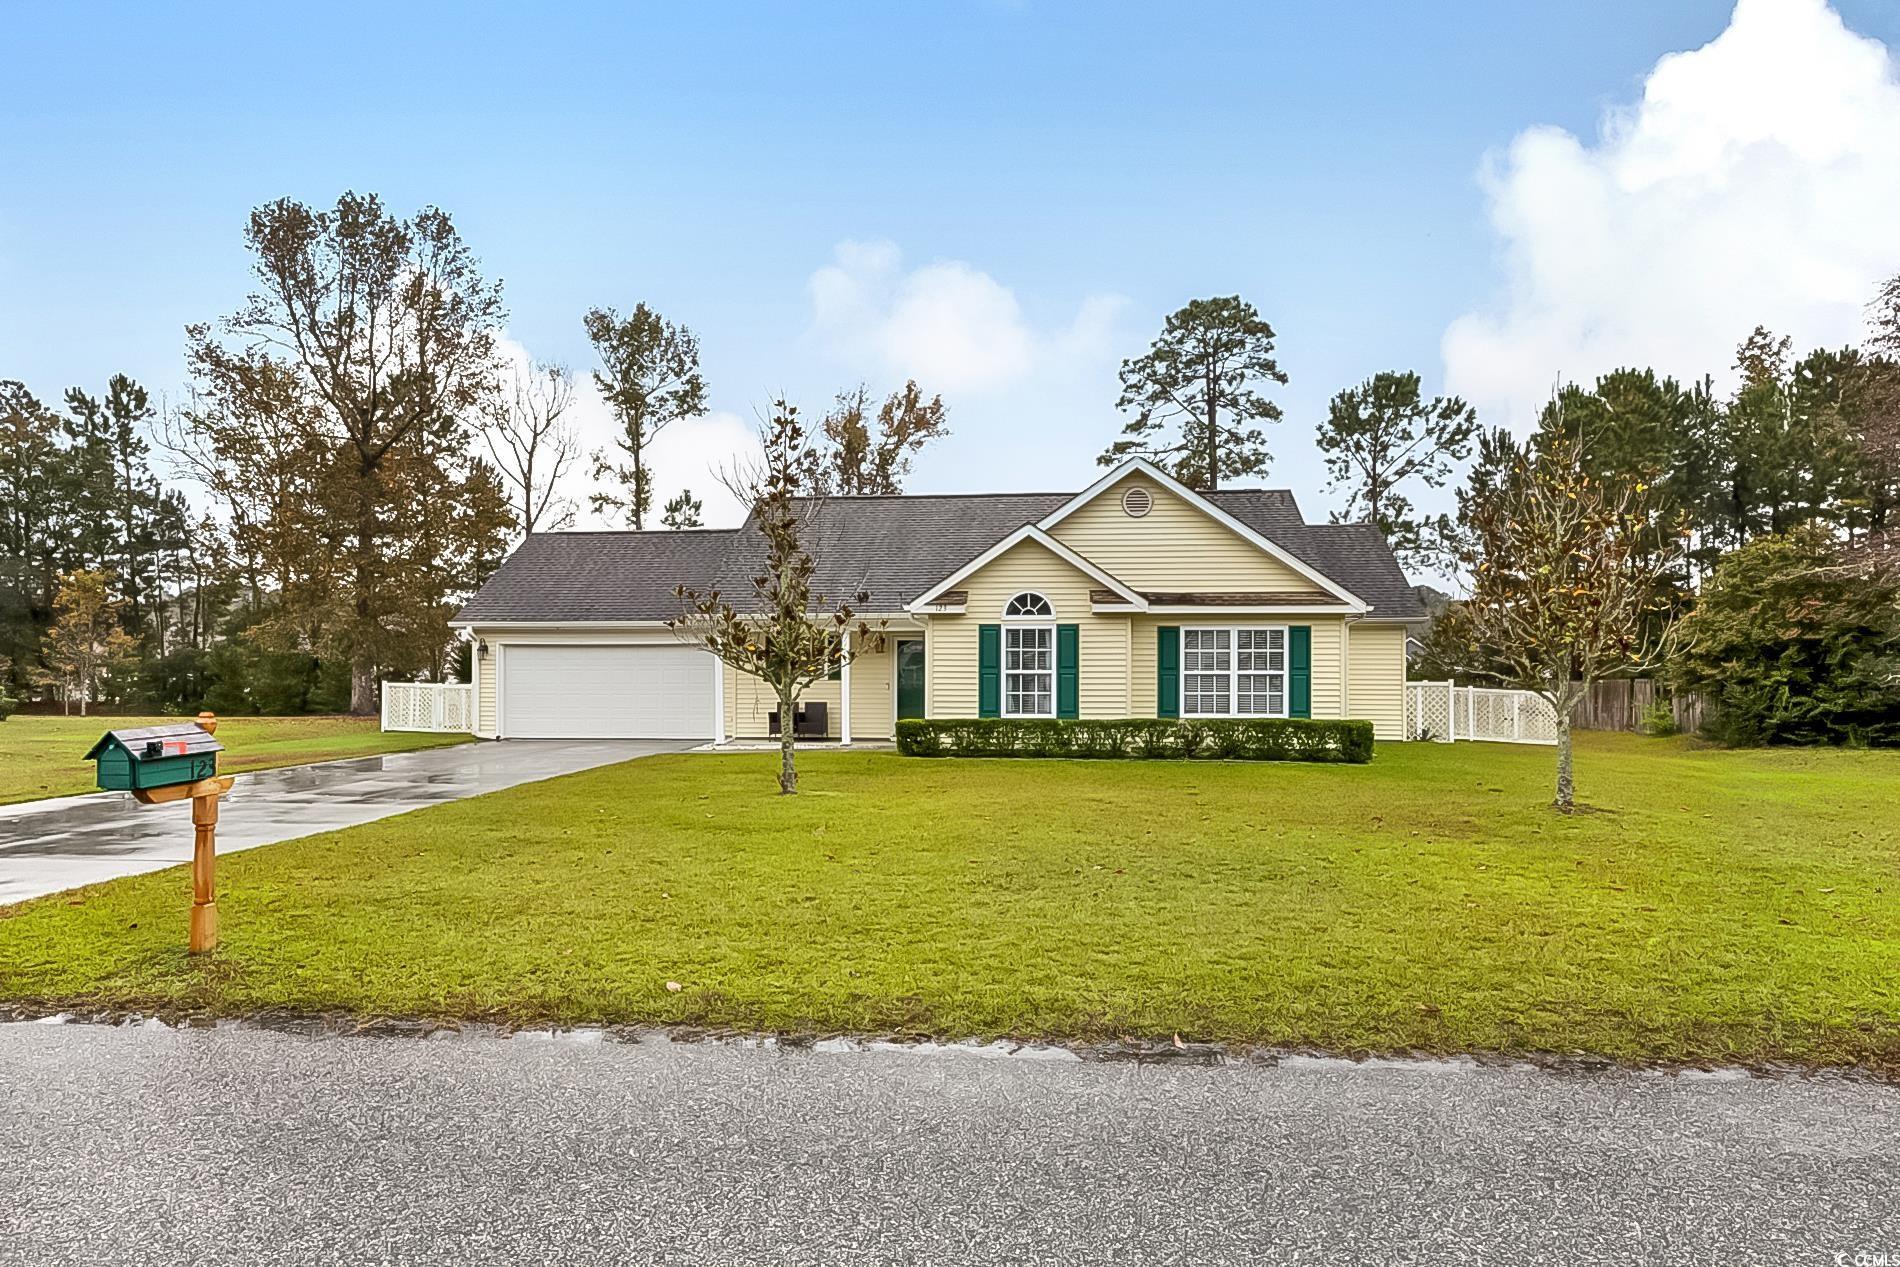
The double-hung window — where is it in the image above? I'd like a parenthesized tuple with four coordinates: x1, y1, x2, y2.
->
(1182, 626, 1286, 717)
(1002, 592, 1055, 717)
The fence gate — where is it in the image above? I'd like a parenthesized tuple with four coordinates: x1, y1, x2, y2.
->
(381, 681, 476, 733)
(1405, 681, 1559, 745)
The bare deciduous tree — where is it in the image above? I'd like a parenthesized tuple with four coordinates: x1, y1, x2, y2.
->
(670, 400, 883, 794)
(1444, 430, 1683, 810)
(484, 360, 579, 534)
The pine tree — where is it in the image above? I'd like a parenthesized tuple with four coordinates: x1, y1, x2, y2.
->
(1100, 296, 1287, 490)
(1315, 370, 1477, 570)
(661, 489, 704, 529)
(584, 304, 707, 528)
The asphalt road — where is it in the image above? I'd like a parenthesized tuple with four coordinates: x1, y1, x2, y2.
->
(2, 1021, 1894, 1266)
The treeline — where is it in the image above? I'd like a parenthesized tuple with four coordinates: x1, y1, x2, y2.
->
(1095, 297, 1899, 576)
(1415, 306, 1900, 747)
(0, 377, 232, 715)
(0, 191, 957, 719)
(0, 372, 383, 716)
(1529, 328, 1895, 567)
(7, 187, 1897, 733)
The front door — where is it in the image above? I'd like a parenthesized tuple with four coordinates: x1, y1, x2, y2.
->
(896, 638, 926, 720)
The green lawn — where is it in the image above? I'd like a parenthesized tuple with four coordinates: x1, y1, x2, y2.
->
(2, 732, 1896, 1070)
(0, 714, 472, 805)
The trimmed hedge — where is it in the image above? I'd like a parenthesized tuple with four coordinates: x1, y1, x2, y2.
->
(894, 717, 1373, 763)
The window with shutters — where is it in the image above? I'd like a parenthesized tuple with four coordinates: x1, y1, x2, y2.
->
(1002, 592, 1055, 717)
(1003, 626, 1054, 716)
(1182, 626, 1287, 718)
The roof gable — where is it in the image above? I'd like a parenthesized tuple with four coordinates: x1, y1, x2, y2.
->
(1037, 460, 1366, 610)
(908, 525, 1144, 613)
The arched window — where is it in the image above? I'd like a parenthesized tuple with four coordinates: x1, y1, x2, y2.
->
(1001, 592, 1055, 716)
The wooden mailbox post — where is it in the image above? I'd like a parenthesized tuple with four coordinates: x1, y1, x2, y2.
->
(84, 711, 236, 953)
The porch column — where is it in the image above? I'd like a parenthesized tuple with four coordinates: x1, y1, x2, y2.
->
(840, 628, 853, 746)
(711, 658, 726, 746)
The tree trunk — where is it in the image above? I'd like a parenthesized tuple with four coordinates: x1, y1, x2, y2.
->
(631, 433, 647, 530)
(350, 661, 377, 717)
(776, 677, 798, 795)
(1204, 365, 1220, 491)
(1553, 710, 1575, 810)
(350, 481, 378, 716)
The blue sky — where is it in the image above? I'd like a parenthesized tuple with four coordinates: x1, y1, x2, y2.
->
(5, 1, 1899, 537)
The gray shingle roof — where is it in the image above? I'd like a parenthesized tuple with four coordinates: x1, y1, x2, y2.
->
(454, 529, 739, 623)
(454, 486, 1426, 623)
(711, 493, 1072, 613)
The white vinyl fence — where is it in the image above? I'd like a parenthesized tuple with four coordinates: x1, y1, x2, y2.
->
(381, 681, 476, 733)
(1406, 680, 1559, 745)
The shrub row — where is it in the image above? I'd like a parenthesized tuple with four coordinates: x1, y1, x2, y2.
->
(894, 717, 1373, 763)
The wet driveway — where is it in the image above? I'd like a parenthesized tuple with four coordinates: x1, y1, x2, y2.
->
(0, 739, 692, 905)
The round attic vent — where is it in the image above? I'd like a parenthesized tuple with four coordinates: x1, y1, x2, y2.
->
(1121, 485, 1153, 518)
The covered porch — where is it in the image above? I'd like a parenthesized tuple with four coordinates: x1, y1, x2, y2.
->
(717, 620, 928, 745)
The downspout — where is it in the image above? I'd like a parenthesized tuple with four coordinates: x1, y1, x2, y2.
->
(1340, 614, 1355, 719)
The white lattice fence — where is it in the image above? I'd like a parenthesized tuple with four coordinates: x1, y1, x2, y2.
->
(1406, 681, 1559, 745)
(381, 682, 476, 733)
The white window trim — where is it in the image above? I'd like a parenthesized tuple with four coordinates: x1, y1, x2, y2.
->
(1180, 624, 1290, 719)
(1001, 597, 1057, 718)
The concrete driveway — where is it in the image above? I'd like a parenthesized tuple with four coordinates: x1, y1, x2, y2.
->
(4, 1021, 1895, 1265)
(0, 739, 691, 905)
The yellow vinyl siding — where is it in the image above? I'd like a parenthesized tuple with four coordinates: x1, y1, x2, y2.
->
(476, 643, 496, 736)
(724, 638, 896, 740)
(1309, 618, 1343, 719)
(1046, 473, 1313, 592)
(926, 538, 1131, 719)
(1348, 622, 1408, 740)
(1131, 615, 1346, 718)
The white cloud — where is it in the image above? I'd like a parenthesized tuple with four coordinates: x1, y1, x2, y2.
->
(1443, 0, 1900, 430)
(807, 239, 1128, 396)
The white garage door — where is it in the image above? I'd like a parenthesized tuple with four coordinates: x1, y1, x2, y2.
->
(501, 644, 715, 739)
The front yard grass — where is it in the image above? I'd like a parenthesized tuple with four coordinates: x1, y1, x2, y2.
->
(0, 714, 472, 805)
(2, 732, 1895, 1069)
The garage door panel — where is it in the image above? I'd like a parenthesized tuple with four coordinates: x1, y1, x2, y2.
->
(502, 644, 714, 739)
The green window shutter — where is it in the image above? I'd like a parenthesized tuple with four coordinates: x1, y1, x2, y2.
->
(1056, 623, 1079, 719)
(1289, 625, 1312, 718)
(1157, 625, 1180, 719)
(978, 624, 1001, 718)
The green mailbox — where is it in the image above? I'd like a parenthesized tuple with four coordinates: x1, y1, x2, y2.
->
(85, 723, 223, 793)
